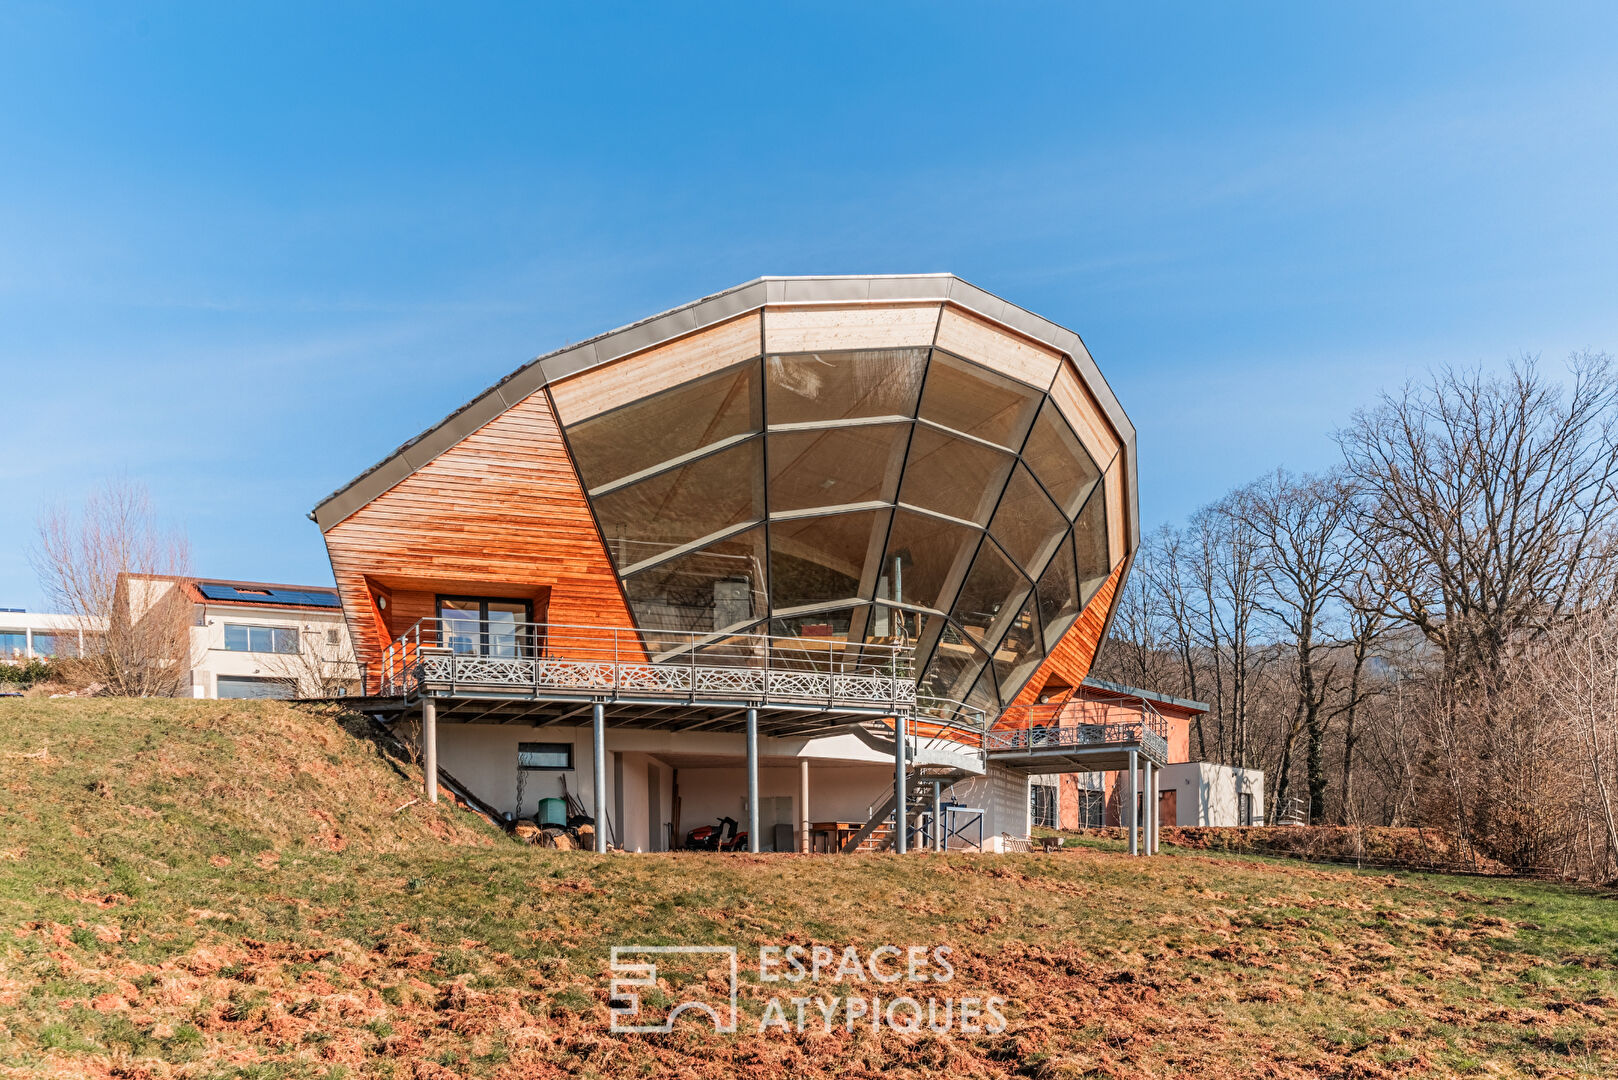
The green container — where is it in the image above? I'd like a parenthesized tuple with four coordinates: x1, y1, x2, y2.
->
(537, 797, 567, 827)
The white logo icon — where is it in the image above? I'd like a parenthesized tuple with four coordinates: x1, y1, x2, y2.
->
(609, 945, 738, 1033)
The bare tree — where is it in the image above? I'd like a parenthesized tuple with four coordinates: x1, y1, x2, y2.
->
(32, 478, 195, 697)
(260, 625, 363, 699)
(1235, 469, 1354, 823)
(1338, 355, 1618, 693)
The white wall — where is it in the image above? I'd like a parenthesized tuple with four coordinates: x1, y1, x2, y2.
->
(1161, 762, 1266, 826)
(429, 722, 987, 851)
(191, 604, 355, 698)
(949, 763, 1030, 844)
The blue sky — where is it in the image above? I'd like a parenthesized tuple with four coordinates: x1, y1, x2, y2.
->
(4, 3, 1617, 608)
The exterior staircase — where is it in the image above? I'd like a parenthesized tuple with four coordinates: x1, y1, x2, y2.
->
(841, 763, 973, 853)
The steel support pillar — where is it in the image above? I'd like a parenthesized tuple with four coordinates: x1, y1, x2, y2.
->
(1126, 749, 1138, 856)
(799, 758, 810, 853)
(893, 714, 908, 854)
(746, 707, 760, 853)
(933, 781, 943, 851)
(421, 696, 438, 804)
(592, 701, 607, 854)
(1149, 762, 1160, 855)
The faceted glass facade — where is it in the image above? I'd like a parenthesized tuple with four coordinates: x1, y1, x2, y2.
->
(561, 349, 1112, 718)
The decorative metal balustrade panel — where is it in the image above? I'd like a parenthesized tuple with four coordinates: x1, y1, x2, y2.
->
(983, 721, 1167, 762)
(410, 653, 913, 709)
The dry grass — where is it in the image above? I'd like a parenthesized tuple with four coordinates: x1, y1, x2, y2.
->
(2, 699, 1617, 1079)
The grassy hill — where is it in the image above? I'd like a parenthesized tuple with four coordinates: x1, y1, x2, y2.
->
(2, 699, 1617, 1079)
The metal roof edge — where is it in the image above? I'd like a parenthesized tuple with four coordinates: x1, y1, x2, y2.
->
(1081, 675, 1210, 714)
(310, 273, 1138, 532)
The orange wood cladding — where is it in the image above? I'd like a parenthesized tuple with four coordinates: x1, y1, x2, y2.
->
(321, 389, 639, 691)
(998, 559, 1127, 725)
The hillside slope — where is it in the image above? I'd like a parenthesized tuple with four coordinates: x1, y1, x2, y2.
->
(2, 699, 1616, 1080)
(0, 698, 494, 874)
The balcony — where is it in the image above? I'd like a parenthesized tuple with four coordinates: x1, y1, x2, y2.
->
(376, 619, 982, 735)
(983, 698, 1170, 771)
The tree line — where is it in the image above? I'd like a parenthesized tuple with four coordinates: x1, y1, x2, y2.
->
(1091, 354, 1618, 880)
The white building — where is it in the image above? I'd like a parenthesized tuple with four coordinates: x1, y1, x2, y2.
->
(121, 575, 360, 699)
(0, 610, 103, 662)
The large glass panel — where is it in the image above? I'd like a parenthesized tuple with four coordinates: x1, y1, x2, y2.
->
(918, 622, 989, 710)
(1022, 400, 1101, 519)
(988, 464, 1068, 576)
(1035, 531, 1082, 649)
(767, 423, 909, 513)
(862, 604, 937, 675)
(485, 601, 526, 659)
(622, 527, 768, 645)
(1073, 482, 1111, 608)
(437, 599, 481, 655)
(917, 350, 1042, 449)
(566, 361, 761, 491)
(878, 509, 981, 613)
(895, 425, 1013, 525)
(770, 607, 859, 672)
(30, 632, 62, 657)
(765, 349, 927, 426)
(593, 438, 765, 571)
(990, 592, 1045, 701)
(961, 666, 1001, 721)
(769, 509, 889, 611)
(0, 631, 25, 659)
(949, 538, 1032, 652)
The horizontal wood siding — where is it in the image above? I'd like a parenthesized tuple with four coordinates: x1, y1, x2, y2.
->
(763, 303, 942, 354)
(934, 306, 1061, 389)
(548, 313, 763, 426)
(323, 389, 637, 691)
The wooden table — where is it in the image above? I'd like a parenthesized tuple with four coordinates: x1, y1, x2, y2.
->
(810, 821, 861, 853)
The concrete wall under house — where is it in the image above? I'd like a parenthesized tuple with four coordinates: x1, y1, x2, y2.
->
(429, 723, 1008, 851)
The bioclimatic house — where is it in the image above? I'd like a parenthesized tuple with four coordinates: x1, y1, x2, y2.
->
(311, 275, 1170, 853)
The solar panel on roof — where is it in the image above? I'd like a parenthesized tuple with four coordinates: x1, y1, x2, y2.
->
(195, 582, 341, 607)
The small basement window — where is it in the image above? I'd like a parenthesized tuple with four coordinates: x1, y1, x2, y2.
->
(518, 742, 573, 771)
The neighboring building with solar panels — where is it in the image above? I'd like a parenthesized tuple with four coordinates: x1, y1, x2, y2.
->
(119, 574, 359, 700)
(312, 276, 1174, 855)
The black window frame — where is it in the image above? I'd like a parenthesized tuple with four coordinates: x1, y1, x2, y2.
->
(518, 741, 574, 771)
(435, 596, 535, 657)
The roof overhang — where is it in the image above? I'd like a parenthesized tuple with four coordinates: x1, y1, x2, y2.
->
(310, 273, 1138, 543)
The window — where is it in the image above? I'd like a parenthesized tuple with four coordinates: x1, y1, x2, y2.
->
(325, 628, 341, 646)
(566, 361, 762, 492)
(561, 345, 1114, 718)
(987, 464, 1067, 576)
(1021, 400, 1100, 519)
(1, 631, 28, 659)
(591, 438, 766, 571)
(518, 742, 573, 771)
(1077, 788, 1104, 829)
(217, 675, 294, 700)
(1030, 783, 1058, 829)
(768, 509, 889, 612)
(436, 598, 532, 658)
(224, 624, 300, 654)
(917, 350, 1042, 450)
(765, 349, 927, 425)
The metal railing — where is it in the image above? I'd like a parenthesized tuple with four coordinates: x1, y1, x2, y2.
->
(378, 618, 926, 712)
(986, 696, 1171, 763)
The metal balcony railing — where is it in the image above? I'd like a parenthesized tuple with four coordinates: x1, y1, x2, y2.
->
(378, 618, 945, 715)
(986, 696, 1171, 763)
